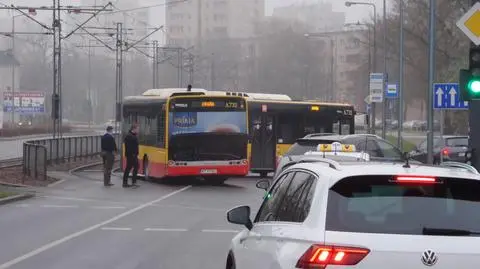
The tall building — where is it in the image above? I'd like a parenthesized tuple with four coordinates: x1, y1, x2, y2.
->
(165, 0, 265, 48)
(272, 2, 345, 32)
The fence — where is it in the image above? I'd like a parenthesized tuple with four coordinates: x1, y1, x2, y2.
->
(23, 134, 119, 180)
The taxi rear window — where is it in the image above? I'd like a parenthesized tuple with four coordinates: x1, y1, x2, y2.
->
(326, 175, 480, 235)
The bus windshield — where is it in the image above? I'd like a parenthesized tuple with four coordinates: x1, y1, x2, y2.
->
(168, 97, 248, 161)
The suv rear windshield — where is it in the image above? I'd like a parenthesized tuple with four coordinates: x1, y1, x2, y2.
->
(285, 139, 337, 156)
(326, 175, 480, 235)
(446, 137, 469, 147)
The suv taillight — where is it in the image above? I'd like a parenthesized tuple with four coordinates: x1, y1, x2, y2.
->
(296, 244, 369, 268)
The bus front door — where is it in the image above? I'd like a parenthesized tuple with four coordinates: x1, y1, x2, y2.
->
(250, 114, 276, 177)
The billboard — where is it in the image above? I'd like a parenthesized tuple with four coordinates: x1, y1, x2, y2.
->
(168, 111, 247, 138)
(3, 91, 45, 113)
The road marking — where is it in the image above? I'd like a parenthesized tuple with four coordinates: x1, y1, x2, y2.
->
(14, 204, 30, 208)
(0, 185, 191, 269)
(47, 179, 66, 187)
(144, 228, 188, 232)
(90, 206, 126, 210)
(201, 229, 239, 233)
(101, 227, 132, 231)
(151, 204, 225, 212)
(41, 205, 79, 208)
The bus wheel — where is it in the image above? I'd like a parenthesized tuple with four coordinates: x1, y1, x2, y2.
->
(205, 176, 228, 186)
(143, 156, 150, 181)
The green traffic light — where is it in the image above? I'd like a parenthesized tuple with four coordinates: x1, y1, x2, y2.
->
(468, 80, 480, 93)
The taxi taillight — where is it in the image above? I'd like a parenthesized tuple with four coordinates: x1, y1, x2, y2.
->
(296, 244, 370, 268)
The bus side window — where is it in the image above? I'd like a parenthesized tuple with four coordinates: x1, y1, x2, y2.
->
(157, 111, 166, 148)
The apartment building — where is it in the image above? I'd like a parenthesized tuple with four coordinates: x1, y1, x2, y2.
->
(272, 2, 345, 32)
(306, 29, 369, 109)
(166, 0, 265, 48)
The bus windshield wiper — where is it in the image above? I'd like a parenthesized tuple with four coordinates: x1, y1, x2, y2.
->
(422, 227, 480, 236)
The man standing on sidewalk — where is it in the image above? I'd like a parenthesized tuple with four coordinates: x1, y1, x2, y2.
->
(101, 126, 117, 187)
(123, 124, 140, 188)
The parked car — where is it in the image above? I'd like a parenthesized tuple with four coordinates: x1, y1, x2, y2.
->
(410, 135, 469, 164)
(275, 134, 407, 177)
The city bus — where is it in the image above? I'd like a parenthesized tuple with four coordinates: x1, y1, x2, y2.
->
(121, 88, 249, 185)
(207, 91, 356, 177)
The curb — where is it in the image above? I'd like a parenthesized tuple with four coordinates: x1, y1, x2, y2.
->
(68, 161, 104, 176)
(0, 193, 35, 206)
(0, 181, 29, 188)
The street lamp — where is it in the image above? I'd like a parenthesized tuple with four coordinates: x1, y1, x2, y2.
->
(345, 1, 377, 134)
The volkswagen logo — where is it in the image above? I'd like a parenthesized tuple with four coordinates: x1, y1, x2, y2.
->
(421, 249, 438, 266)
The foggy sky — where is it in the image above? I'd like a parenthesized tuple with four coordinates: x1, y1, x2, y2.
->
(0, 0, 392, 43)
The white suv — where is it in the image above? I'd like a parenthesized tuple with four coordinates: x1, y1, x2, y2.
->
(225, 158, 480, 269)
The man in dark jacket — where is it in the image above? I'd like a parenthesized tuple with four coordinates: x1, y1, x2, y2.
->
(101, 126, 117, 187)
(123, 124, 139, 188)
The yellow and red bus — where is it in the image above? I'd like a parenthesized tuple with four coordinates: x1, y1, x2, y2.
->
(121, 88, 249, 185)
(207, 91, 356, 177)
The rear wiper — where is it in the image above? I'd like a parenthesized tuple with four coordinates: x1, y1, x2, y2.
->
(422, 227, 480, 236)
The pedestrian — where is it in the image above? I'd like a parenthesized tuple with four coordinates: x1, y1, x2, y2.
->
(123, 124, 140, 188)
(187, 84, 192, 92)
(101, 125, 117, 187)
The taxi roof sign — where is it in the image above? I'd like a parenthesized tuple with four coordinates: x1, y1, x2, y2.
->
(456, 2, 480, 46)
(317, 142, 356, 153)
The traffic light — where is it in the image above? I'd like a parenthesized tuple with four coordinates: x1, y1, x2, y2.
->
(460, 45, 480, 101)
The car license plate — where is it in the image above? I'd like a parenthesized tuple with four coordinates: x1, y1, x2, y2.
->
(459, 152, 465, 157)
(200, 169, 217, 174)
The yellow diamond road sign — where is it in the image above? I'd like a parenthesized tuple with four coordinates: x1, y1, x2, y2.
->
(457, 2, 480, 45)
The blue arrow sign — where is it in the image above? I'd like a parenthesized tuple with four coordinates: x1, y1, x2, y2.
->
(433, 83, 469, 110)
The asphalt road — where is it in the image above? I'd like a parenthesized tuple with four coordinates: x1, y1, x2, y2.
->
(0, 171, 263, 269)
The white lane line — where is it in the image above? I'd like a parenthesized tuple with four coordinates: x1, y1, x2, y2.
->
(14, 204, 30, 208)
(201, 229, 239, 233)
(90, 206, 126, 210)
(47, 179, 66, 187)
(41, 205, 79, 208)
(151, 204, 225, 212)
(0, 185, 192, 269)
(144, 228, 188, 232)
(101, 227, 132, 231)
(40, 195, 129, 205)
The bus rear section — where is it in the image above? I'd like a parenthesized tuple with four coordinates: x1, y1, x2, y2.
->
(167, 96, 249, 183)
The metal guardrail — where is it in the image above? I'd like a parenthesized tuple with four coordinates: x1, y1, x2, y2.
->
(23, 134, 119, 180)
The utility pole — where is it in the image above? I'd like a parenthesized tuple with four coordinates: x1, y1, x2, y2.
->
(153, 40, 158, 88)
(426, 0, 436, 164)
(188, 54, 194, 85)
(52, 0, 61, 139)
(211, 53, 215, 90)
(88, 39, 92, 127)
(0, 2, 113, 139)
(115, 22, 123, 135)
(179, 48, 183, 87)
(381, 0, 388, 139)
(397, 0, 405, 150)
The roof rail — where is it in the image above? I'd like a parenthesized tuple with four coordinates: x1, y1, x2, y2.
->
(282, 157, 342, 171)
(439, 161, 479, 175)
(303, 133, 336, 138)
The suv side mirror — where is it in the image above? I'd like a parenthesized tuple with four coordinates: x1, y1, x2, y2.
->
(256, 179, 270, 191)
(227, 205, 253, 230)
